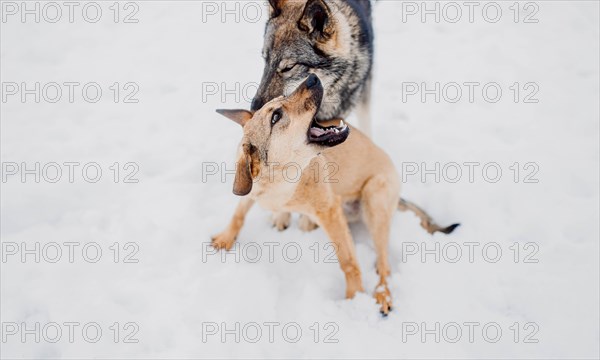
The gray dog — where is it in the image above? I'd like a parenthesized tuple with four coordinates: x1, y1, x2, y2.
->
(252, 0, 374, 135)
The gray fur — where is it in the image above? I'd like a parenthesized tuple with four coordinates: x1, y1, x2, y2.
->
(252, 0, 374, 124)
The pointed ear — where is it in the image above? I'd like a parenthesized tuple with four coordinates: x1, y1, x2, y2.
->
(268, 0, 285, 17)
(216, 109, 253, 127)
(299, 0, 335, 41)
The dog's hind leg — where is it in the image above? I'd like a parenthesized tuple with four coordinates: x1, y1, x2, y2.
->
(212, 197, 254, 251)
(355, 76, 372, 137)
(361, 175, 398, 316)
(398, 198, 460, 235)
(298, 214, 319, 232)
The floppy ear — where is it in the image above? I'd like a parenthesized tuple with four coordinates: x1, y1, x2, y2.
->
(216, 109, 253, 127)
(233, 153, 253, 196)
(233, 144, 257, 196)
(299, 0, 335, 41)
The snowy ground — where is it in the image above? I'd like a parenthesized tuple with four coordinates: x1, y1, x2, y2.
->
(1, 0, 599, 358)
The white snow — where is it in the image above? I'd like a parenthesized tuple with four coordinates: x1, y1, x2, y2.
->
(1, 1, 598, 358)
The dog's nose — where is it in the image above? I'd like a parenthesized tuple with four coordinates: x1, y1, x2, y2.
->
(251, 97, 264, 111)
(306, 74, 320, 89)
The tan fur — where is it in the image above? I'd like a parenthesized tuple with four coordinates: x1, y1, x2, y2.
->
(213, 78, 457, 315)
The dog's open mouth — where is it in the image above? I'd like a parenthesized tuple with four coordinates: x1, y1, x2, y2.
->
(307, 118, 350, 147)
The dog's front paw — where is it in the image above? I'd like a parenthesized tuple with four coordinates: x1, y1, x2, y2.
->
(211, 231, 236, 251)
(298, 215, 319, 232)
(271, 212, 291, 231)
(374, 284, 393, 317)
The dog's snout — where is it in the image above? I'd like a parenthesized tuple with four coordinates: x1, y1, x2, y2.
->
(251, 97, 264, 111)
(306, 74, 320, 89)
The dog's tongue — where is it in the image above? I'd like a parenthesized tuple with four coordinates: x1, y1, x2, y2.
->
(310, 120, 347, 138)
(310, 127, 327, 137)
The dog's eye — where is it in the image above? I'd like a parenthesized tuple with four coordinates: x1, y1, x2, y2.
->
(271, 110, 282, 125)
(281, 64, 297, 73)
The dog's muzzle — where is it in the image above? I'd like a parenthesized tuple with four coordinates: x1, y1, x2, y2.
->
(307, 118, 350, 147)
(304, 75, 350, 147)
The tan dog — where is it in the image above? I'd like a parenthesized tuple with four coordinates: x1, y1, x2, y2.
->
(213, 75, 458, 315)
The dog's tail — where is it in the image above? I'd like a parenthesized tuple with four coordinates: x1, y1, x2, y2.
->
(398, 198, 460, 235)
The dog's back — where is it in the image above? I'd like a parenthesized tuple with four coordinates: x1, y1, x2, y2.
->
(317, 124, 400, 204)
(346, 0, 373, 40)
